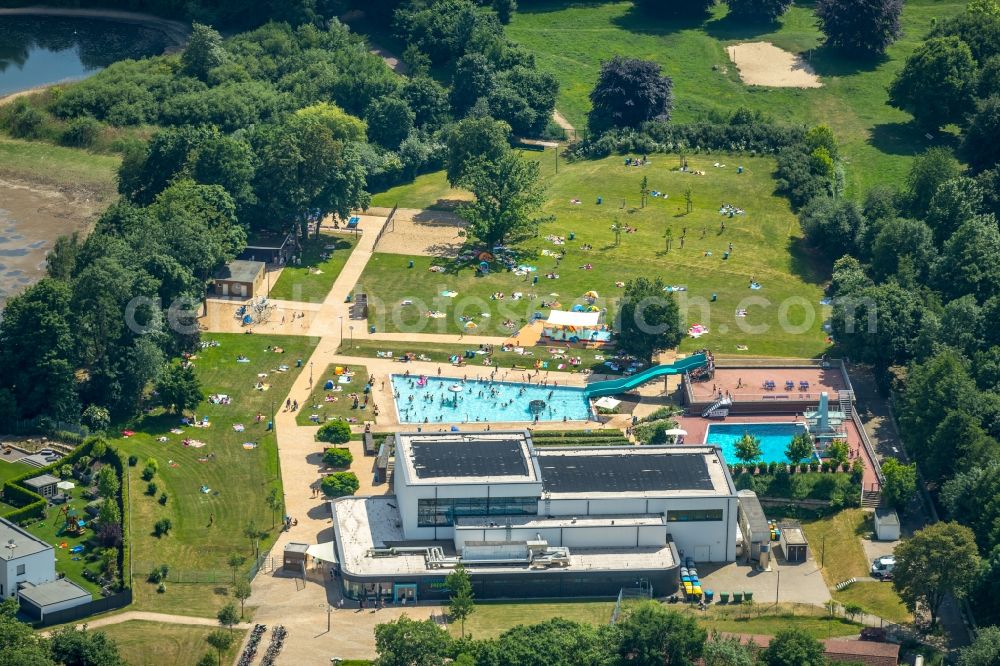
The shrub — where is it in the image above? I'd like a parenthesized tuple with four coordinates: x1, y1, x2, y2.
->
(145, 482, 158, 496)
(317, 421, 352, 445)
(59, 116, 102, 147)
(141, 466, 156, 481)
(128, 455, 138, 467)
(323, 447, 354, 468)
(159, 493, 168, 505)
(153, 518, 172, 537)
(821, 462, 831, 472)
(148, 564, 170, 583)
(321, 472, 360, 498)
(810, 462, 820, 472)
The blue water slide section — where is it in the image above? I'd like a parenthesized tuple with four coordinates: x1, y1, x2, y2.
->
(584, 353, 708, 398)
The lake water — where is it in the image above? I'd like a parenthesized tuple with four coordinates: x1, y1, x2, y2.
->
(0, 15, 171, 96)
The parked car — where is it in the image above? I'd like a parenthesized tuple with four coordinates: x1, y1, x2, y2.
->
(871, 555, 895, 580)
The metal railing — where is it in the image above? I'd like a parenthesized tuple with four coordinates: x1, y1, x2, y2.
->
(372, 204, 398, 251)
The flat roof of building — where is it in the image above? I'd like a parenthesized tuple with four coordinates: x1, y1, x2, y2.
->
(874, 507, 899, 526)
(332, 497, 675, 578)
(18, 578, 90, 607)
(24, 474, 60, 488)
(455, 513, 665, 529)
(737, 490, 769, 536)
(214, 260, 264, 284)
(396, 431, 540, 485)
(0, 517, 53, 561)
(536, 446, 733, 498)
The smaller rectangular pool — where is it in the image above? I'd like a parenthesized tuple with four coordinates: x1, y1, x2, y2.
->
(704, 422, 811, 464)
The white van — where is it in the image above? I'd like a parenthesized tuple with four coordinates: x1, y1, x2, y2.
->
(871, 555, 895, 580)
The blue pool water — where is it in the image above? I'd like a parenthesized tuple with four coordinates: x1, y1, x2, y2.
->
(704, 423, 811, 464)
(391, 374, 593, 423)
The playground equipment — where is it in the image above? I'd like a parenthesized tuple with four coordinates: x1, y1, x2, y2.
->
(236, 297, 276, 326)
(584, 353, 708, 398)
(59, 506, 86, 536)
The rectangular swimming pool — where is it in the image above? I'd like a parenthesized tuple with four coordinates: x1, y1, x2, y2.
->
(391, 374, 593, 424)
(704, 422, 812, 464)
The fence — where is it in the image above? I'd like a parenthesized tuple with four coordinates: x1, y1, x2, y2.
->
(32, 588, 133, 628)
(610, 584, 653, 624)
(372, 204, 398, 251)
(135, 550, 274, 586)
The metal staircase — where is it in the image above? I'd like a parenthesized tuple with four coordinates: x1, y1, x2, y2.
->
(838, 390, 854, 418)
(701, 396, 732, 418)
(861, 490, 881, 509)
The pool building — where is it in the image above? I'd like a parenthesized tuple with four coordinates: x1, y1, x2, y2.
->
(330, 431, 739, 601)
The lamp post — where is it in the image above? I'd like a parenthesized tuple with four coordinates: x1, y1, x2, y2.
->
(339, 316, 343, 345)
(349, 325, 354, 348)
(310, 361, 314, 388)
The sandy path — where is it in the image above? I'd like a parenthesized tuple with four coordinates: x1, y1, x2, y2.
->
(0, 6, 190, 47)
(728, 42, 821, 89)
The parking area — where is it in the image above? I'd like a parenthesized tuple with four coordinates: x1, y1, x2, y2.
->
(692, 553, 831, 606)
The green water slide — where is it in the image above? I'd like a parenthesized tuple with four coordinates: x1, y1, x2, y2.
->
(584, 353, 708, 398)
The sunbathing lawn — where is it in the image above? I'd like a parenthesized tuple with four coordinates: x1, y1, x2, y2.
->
(369, 169, 472, 210)
(268, 234, 357, 303)
(802, 509, 870, 586)
(833, 581, 912, 625)
(114, 333, 318, 617)
(363, 152, 828, 358)
(505, 0, 965, 195)
(336, 340, 613, 374)
(96, 621, 245, 666)
(295, 363, 373, 426)
(450, 600, 861, 640)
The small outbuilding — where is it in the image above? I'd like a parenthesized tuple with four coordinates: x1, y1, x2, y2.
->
(872, 507, 900, 542)
(238, 232, 295, 265)
(736, 490, 769, 564)
(18, 578, 91, 621)
(283, 542, 309, 572)
(779, 520, 809, 563)
(213, 260, 265, 299)
(23, 474, 60, 499)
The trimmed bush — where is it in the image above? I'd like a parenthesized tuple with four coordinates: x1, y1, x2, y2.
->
(317, 421, 351, 445)
(146, 482, 158, 496)
(323, 447, 354, 468)
(321, 472, 360, 498)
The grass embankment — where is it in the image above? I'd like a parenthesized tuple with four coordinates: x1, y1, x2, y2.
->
(296, 363, 373, 426)
(268, 234, 357, 303)
(451, 600, 861, 640)
(96, 621, 245, 666)
(801, 509, 911, 623)
(506, 0, 965, 195)
(0, 136, 118, 192)
(336, 340, 613, 374)
(364, 152, 827, 357)
(369, 169, 472, 210)
(116, 333, 318, 617)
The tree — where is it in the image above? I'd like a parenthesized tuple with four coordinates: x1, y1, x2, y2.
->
(374, 616, 451, 666)
(0, 597, 55, 665)
(321, 471, 360, 498)
(317, 421, 352, 444)
(616, 277, 683, 363)
(365, 97, 415, 150)
(963, 96, 1000, 172)
(401, 77, 451, 131)
(831, 281, 928, 371)
(933, 215, 1000, 302)
(294, 102, 367, 142)
(227, 553, 246, 584)
(762, 628, 825, 666)
(447, 563, 475, 638)
(154, 364, 202, 414)
(233, 579, 253, 619)
(880, 458, 917, 512)
(195, 654, 216, 666)
(785, 432, 814, 465)
(443, 116, 511, 187)
(181, 23, 228, 81)
(205, 630, 234, 666)
(49, 626, 125, 666)
(925, 177, 985, 244)
(153, 518, 172, 537)
(617, 601, 706, 666)
(869, 217, 936, 283)
(450, 52, 495, 116)
(734, 434, 763, 465)
(96, 466, 119, 500)
(815, 0, 903, 56)
(724, 0, 793, 22)
(588, 56, 673, 133)
(459, 150, 549, 248)
(244, 520, 263, 558)
(959, 625, 1000, 665)
(893, 522, 981, 627)
(703, 632, 757, 666)
(217, 602, 240, 633)
(827, 440, 849, 467)
(799, 195, 867, 259)
(888, 36, 978, 129)
(265, 486, 282, 528)
(323, 447, 354, 468)
(81, 405, 111, 433)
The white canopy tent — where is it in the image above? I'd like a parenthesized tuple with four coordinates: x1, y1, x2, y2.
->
(593, 396, 621, 410)
(545, 310, 601, 327)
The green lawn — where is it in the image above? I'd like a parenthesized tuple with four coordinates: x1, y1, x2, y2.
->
(337, 339, 613, 374)
(296, 363, 373, 426)
(114, 333, 318, 617)
(0, 459, 30, 511)
(268, 234, 358, 303)
(96, 621, 245, 666)
(23, 485, 104, 596)
(369, 169, 473, 210)
(451, 599, 861, 639)
(801, 508, 870, 586)
(833, 581, 912, 624)
(506, 0, 965, 195)
(363, 151, 828, 357)
(0, 136, 119, 192)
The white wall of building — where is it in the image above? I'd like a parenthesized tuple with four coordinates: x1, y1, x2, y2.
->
(1, 550, 55, 599)
(453, 523, 667, 550)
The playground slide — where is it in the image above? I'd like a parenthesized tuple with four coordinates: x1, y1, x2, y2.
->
(584, 353, 708, 398)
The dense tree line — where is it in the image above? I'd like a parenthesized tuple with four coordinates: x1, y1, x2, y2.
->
(0, 597, 126, 665)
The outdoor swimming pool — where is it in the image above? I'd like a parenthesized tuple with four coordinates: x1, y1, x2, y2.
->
(704, 422, 811, 464)
(391, 374, 593, 424)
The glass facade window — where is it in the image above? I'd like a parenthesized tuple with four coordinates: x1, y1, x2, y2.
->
(417, 496, 537, 527)
(666, 509, 724, 522)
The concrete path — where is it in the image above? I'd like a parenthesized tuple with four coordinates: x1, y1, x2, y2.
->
(552, 109, 575, 137)
(64, 610, 254, 631)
